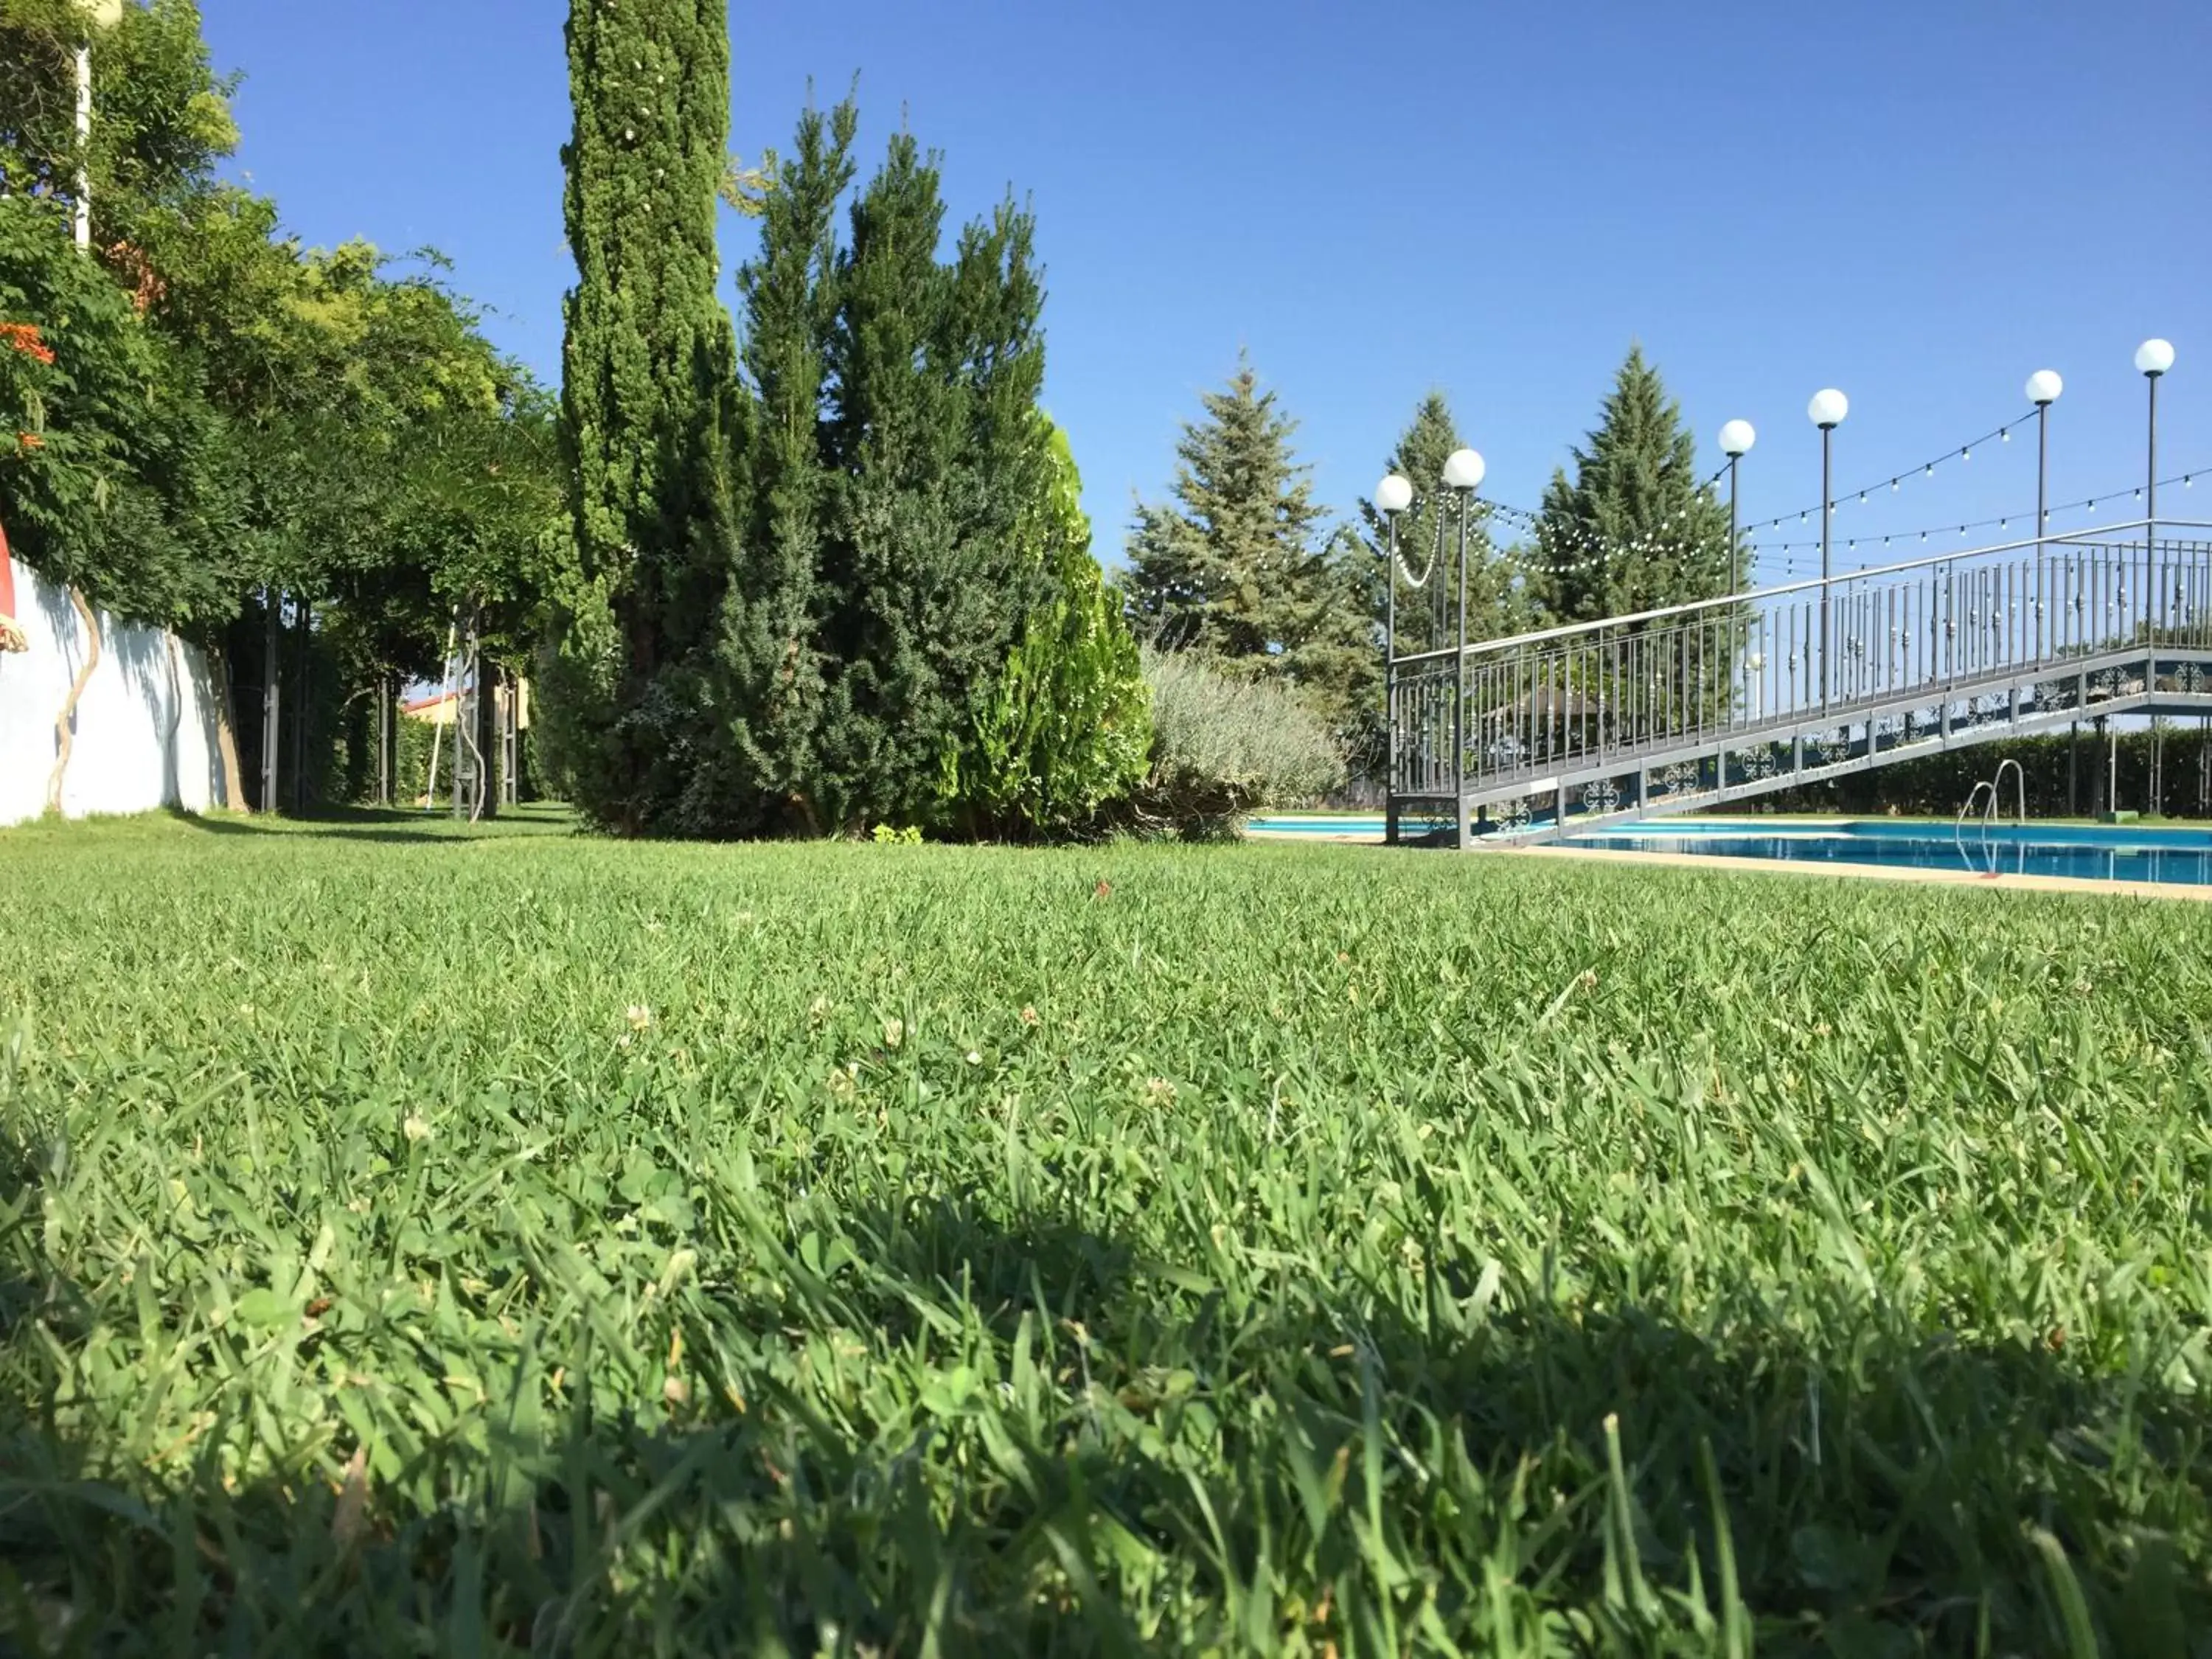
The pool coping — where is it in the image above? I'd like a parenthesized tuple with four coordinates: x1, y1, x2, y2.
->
(1505, 842, 2212, 902)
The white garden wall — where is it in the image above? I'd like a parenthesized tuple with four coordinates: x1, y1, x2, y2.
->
(1, 554, 231, 827)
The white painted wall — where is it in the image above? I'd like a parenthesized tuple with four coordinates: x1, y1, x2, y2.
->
(1, 554, 231, 827)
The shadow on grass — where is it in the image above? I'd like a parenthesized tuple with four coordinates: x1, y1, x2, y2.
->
(1, 1197, 2205, 1654)
(158, 803, 575, 846)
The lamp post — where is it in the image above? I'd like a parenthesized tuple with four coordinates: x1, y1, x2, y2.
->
(1806, 389, 1848, 710)
(2138, 339, 2174, 609)
(1718, 420, 1756, 568)
(2026, 369, 2062, 658)
(1441, 448, 1485, 848)
(1375, 473, 1413, 845)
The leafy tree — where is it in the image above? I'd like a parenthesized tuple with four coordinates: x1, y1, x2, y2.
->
(0, 0, 239, 253)
(0, 195, 227, 627)
(945, 425, 1150, 839)
(557, 0, 742, 832)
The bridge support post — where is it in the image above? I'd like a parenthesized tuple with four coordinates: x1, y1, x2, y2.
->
(1556, 780, 1569, 832)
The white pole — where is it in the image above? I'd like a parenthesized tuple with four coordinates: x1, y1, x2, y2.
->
(73, 42, 92, 252)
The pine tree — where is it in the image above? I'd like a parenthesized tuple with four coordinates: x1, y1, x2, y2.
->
(1536, 346, 1739, 624)
(1536, 346, 1747, 720)
(557, 0, 741, 832)
(1355, 392, 1525, 655)
(1125, 358, 1357, 677)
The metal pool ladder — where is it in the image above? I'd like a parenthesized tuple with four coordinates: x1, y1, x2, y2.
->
(1955, 759, 2028, 875)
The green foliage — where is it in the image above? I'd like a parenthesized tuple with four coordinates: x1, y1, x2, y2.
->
(712, 100, 856, 835)
(4, 818, 2211, 1649)
(0, 194, 229, 627)
(1537, 344, 1741, 623)
(869, 821, 923, 844)
(1753, 723, 2212, 819)
(945, 426, 1152, 840)
(1124, 358, 1370, 761)
(1341, 392, 1528, 783)
(0, 0, 239, 248)
(1131, 644, 1344, 838)
(563, 88, 1068, 840)
(804, 130, 1051, 835)
(557, 0, 742, 834)
(1357, 392, 1524, 655)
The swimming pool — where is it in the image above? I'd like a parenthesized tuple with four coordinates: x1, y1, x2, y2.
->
(1244, 814, 2212, 887)
(1562, 819, 2212, 887)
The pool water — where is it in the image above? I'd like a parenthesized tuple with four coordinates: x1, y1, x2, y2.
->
(1243, 815, 2212, 887)
(1565, 821, 2212, 887)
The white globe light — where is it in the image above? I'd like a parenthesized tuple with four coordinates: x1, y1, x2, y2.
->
(2025, 369, 2063, 406)
(1374, 474, 1414, 515)
(1441, 448, 1486, 490)
(2135, 338, 2175, 377)
(1806, 389, 1848, 428)
(1718, 419, 1756, 458)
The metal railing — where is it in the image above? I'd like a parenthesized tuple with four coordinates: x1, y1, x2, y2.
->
(1388, 519, 2212, 802)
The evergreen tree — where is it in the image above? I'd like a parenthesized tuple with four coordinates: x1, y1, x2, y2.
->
(1536, 346, 1739, 623)
(808, 133, 1048, 833)
(1125, 358, 1362, 683)
(1535, 346, 1746, 720)
(556, 0, 740, 833)
(712, 100, 855, 835)
(1356, 392, 1524, 656)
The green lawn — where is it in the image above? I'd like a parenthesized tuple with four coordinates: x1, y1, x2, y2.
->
(2, 812, 2208, 1654)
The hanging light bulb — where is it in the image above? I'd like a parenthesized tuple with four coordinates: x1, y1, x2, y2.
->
(1891, 479, 1900, 492)
(2001, 427, 2011, 442)
(1925, 464, 1935, 477)
(1859, 491, 1867, 504)
(1962, 448, 1972, 462)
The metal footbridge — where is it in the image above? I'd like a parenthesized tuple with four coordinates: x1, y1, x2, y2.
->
(1385, 518, 2212, 846)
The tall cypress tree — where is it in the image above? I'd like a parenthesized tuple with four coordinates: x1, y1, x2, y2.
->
(557, 0, 740, 832)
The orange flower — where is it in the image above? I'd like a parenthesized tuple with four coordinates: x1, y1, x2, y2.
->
(16, 432, 44, 451)
(0, 322, 55, 366)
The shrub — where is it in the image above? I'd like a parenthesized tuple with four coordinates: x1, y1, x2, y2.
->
(1128, 646, 1344, 839)
(943, 427, 1152, 841)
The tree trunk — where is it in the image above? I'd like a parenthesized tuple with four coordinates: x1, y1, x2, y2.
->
(45, 586, 102, 815)
(208, 641, 248, 811)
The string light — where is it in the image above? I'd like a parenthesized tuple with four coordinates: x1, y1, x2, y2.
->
(1739, 465, 2201, 562)
(1742, 408, 2034, 534)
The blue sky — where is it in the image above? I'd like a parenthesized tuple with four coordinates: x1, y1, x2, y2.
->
(201, 2, 2208, 584)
